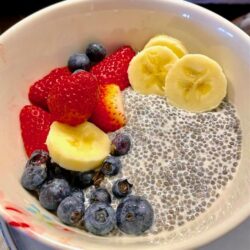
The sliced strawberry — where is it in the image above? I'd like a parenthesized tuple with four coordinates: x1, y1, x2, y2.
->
(47, 71, 98, 126)
(28, 67, 71, 110)
(20, 105, 53, 157)
(90, 46, 136, 90)
(90, 84, 126, 132)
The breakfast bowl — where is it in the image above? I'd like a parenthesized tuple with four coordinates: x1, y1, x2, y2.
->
(0, 0, 249, 249)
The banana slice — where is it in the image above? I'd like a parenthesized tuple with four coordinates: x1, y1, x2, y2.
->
(165, 54, 227, 112)
(144, 35, 187, 58)
(128, 46, 178, 96)
(46, 121, 111, 171)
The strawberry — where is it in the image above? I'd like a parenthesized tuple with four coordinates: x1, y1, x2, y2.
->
(90, 46, 136, 90)
(47, 71, 98, 126)
(20, 105, 53, 157)
(28, 67, 71, 110)
(90, 84, 126, 132)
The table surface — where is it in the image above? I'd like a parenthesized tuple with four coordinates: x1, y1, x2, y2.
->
(0, 1, 249, 250)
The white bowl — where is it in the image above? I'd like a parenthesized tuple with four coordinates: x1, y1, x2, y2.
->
(0, 0, 249, 249)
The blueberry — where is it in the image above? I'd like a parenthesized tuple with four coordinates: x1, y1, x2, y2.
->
(26, 150, 50, 168)
(72, 170, 95, 188)
(57, 196, 85, 226)
(90, 188, 111, 204)
(111, 134, 131, 156)
(86, 43, 106, 63)
(22, 150, 50, 192)
(84, 202, 115, 236)
(46, 162, 72, 182)
(116, 195, 154, 235)
(100, 156, 121, 176)
(21, 165, 47, 191)
(112, 179, 133, 198)
(67, 53, 90, 72)
(39, 178, 71, 210)
(71, 187, 85, 203)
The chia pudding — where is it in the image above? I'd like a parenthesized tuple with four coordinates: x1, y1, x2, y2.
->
(86, 87, 242, 234)
(20, 38, 242, 236)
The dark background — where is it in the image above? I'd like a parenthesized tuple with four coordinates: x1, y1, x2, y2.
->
(0, 1, 250, 34)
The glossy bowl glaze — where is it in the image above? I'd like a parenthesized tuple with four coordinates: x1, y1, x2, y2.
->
(0, 0, 249, 249)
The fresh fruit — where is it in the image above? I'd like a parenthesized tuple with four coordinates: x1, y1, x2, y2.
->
(28, 67, 71, 110)
(67, 53, 91, 72)
(100, 156, 121, 176)
(91, 46, 135, 90)
(46, 121, 111, 171)
(112, 179, 133, 198)
(86, 43, 106, 63)
(21, 150, 50, 191)
(84, 202, 116, 236)
(25, 150, 50, 168)
(111, 133, 131, 156)
(165, 54, 227, 112)
(57, 196, 85, 226)
(128, 46, 178, 96)
(20, 105, 53, 156)
(21, 165, 47, 191)
(39, 178, 71, 211)
(90, 188, 111, 204)
(46, 162, 73, 182)
(71, 188, 85, 203)
(116, 195, 154, 235)
(72, 170, 95, 188)
(144, 34, 187, 58)
(47, 71, 98, 126)
(90, 84, 126, 132)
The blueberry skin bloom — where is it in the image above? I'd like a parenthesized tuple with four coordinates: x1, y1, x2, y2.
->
(116, 195, 154, 235)
(21, 164, 47, 191)
(67, 53, 90, 72)
(101, 156, 122, 176)
(90, 188, 111, 204)
(57, 196, 85, 226)
(86, 43, 106, 63)
(26, 150, 50, 168)
(39, 178, 71, 211)
(71, 187, 85, 203)
(111, 134, 131, 156)
(112, 179, 133, 198)
(84, 202, 116, 236)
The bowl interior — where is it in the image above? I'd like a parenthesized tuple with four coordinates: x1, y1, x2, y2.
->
(0, 0, 249, 249)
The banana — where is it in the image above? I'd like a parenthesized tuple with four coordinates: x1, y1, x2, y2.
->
(128, 46, 178, 96)
(46, 121, 111, 171)
(144, 35, 188, 58)
(165, 54, 227, 112)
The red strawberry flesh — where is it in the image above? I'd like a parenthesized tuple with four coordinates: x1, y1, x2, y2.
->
(47, 71, 98, 126)
(28, 67, 71, 110)
(90, 84, 126, 132)
(90, 46, 135, 90)
(20, 105, 53, 156)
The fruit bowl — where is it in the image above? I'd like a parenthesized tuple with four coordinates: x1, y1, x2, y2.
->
(0, 0, 249, 249)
